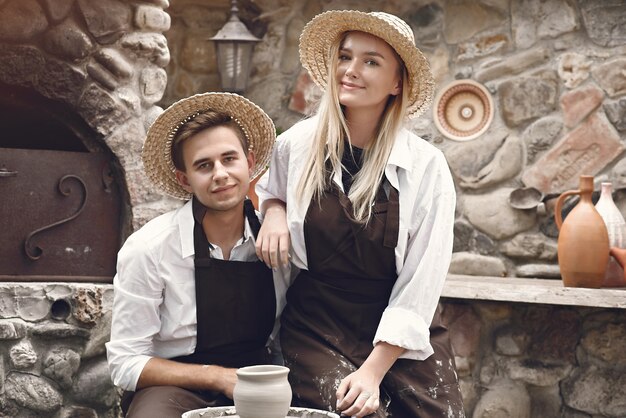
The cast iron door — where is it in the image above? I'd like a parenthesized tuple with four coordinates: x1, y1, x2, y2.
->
(0, 148, 122, 280)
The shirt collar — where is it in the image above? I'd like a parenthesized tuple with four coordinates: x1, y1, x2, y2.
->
(179, 198, 255, 258)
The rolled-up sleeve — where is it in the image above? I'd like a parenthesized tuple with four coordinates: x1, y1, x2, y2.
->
(106, 235, 165, 391)
(374, 151, 456, 360)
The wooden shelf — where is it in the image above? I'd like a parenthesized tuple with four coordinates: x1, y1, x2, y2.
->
(442, 274, 626, 309)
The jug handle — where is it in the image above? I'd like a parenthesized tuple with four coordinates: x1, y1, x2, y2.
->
(554, 190, 579, 230)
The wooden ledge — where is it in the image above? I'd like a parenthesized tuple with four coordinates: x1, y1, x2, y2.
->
(442, 274, 626, 309)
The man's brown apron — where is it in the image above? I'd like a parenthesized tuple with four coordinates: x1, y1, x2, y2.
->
(124, 198, 275, 417)
(280, 181, 465, 417)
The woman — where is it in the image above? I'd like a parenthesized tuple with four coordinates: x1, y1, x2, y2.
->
(256, 10, 465, 418)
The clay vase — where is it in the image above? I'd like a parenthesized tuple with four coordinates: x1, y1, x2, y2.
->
(554, 175, 609, 288)
(233, 365, 292, 418)
(594, 182, 626, 287)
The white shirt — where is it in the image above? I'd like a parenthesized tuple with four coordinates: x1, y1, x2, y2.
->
(105, 200, 291, 391)
(256, 117, 456, 361)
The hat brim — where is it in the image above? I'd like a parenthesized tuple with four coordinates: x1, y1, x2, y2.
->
(142, 93, 275, 200)
(299, 10, 434, 118)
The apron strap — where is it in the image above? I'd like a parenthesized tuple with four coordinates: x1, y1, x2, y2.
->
(243, 199, 262, 239)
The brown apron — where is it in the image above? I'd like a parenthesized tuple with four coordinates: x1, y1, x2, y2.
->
(124, 198, 275, 417)
(280, 180, 464, 417)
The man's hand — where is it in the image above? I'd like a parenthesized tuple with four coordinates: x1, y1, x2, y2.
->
(210, 365, 238, 399)
(256, 199, 290, 269)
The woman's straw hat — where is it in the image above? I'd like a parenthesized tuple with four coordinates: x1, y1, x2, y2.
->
(299, 10, 434, 118)
(142, 92, 275, 200)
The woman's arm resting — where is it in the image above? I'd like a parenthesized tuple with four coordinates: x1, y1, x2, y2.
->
(256, 198, 290, 269)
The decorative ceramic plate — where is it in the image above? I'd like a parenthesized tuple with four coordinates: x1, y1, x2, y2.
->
(433, 79, 494, 141)
(182, 406, 340, 418)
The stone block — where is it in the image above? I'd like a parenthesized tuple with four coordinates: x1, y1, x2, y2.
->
(557, 52, 592, 89)
(604, 98, 626, 131)
(522, 111, 623, 195)
(135, 5, 171, 32)
(43, 347, 81, 389)
(5, 372, 63, 413)
(472, 379, 531, 418)
(121, 33, 170, 68)
(592, 57, 626, 98)
(77, 0, 131, 43)
(580, 0, 626, 47)
(500, 233, 558, 260)
(475, 47, 549, 83)
(499, 73, 558, 127)
(464, 188, 537, 240)
(9, 341, 37, 369)
(581, 323, 626, 367)
(0, 0, 47, 42)
(449, 252, 507, 276)
(511, 0, 577, 49)
(42, 20, 94, 61)
(140, 67, 167, 104)
(72, 360, 120, 408)
(560, 83, 605, 128)
(522, 116, 563, 163)
(0, 320, 27, 340)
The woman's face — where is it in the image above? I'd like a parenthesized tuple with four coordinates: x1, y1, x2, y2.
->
(335, 31, 402, 115)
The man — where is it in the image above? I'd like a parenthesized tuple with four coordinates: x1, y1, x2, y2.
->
(106, 93, 289, 418)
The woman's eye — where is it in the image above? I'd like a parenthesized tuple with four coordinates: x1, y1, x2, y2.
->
(339, 54, 350, 61)
(366, 59, 379, 66)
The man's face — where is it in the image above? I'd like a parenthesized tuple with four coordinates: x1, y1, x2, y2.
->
(175, 125, 255, 213)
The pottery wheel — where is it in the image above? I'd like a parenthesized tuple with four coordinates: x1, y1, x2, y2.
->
(182, 406, 340, 418)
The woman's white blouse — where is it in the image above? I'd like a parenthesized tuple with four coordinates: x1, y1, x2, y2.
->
(256, 117, 456, 361)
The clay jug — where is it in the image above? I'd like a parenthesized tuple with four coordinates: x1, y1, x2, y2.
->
(233, 365, 292, 418)
(594, 182, 626, 287)
(554, 175, 609, 288)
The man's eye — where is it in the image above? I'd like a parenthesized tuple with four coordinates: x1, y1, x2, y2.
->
(366, 59, 379, 66)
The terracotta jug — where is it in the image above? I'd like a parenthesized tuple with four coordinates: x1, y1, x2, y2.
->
(554, 175, 609, 288)
(233, 365, 292, 418)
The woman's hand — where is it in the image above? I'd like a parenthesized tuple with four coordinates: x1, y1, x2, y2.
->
(336, 367, 382, 417)
(336, 342, 406, 417)
(256, 199, 290, 269)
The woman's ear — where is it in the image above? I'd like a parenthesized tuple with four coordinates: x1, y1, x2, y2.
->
(391, 78, 402, 96)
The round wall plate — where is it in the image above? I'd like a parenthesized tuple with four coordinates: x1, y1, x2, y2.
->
(433, 79, 494, 141)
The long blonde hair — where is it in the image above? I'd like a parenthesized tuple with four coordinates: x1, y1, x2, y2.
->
(296, 33, 411, 222)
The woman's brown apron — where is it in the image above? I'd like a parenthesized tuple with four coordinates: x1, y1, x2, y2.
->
(280, 181, 464, 417)
(124, 198, 275, 417)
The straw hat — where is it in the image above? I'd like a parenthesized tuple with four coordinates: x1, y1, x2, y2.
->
(299, 10, 434, 118)
(142, 92, 275, 200)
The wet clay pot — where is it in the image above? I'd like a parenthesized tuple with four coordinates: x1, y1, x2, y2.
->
(233, 365, 292, 418)
(554, 175, 609, 288)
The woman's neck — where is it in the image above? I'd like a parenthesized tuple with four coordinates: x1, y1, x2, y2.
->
(344, 107, 384, 148)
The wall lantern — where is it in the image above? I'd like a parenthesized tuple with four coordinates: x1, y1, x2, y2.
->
(210, 0, 261, 94)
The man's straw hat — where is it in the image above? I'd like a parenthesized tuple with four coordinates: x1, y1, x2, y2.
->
(299, 10, 434, 118)
(142, 92, 275, 200)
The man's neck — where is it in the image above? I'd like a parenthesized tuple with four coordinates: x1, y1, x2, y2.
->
(201, 203, 246, 260)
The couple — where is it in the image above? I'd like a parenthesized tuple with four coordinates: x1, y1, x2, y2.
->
(106, 10, 465, 418)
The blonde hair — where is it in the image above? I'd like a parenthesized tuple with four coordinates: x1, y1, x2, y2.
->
(296, 32, 410, 222)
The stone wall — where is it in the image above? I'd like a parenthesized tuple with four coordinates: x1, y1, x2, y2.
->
(0, 283, 117, 417)
(444, 300, 626, 418)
